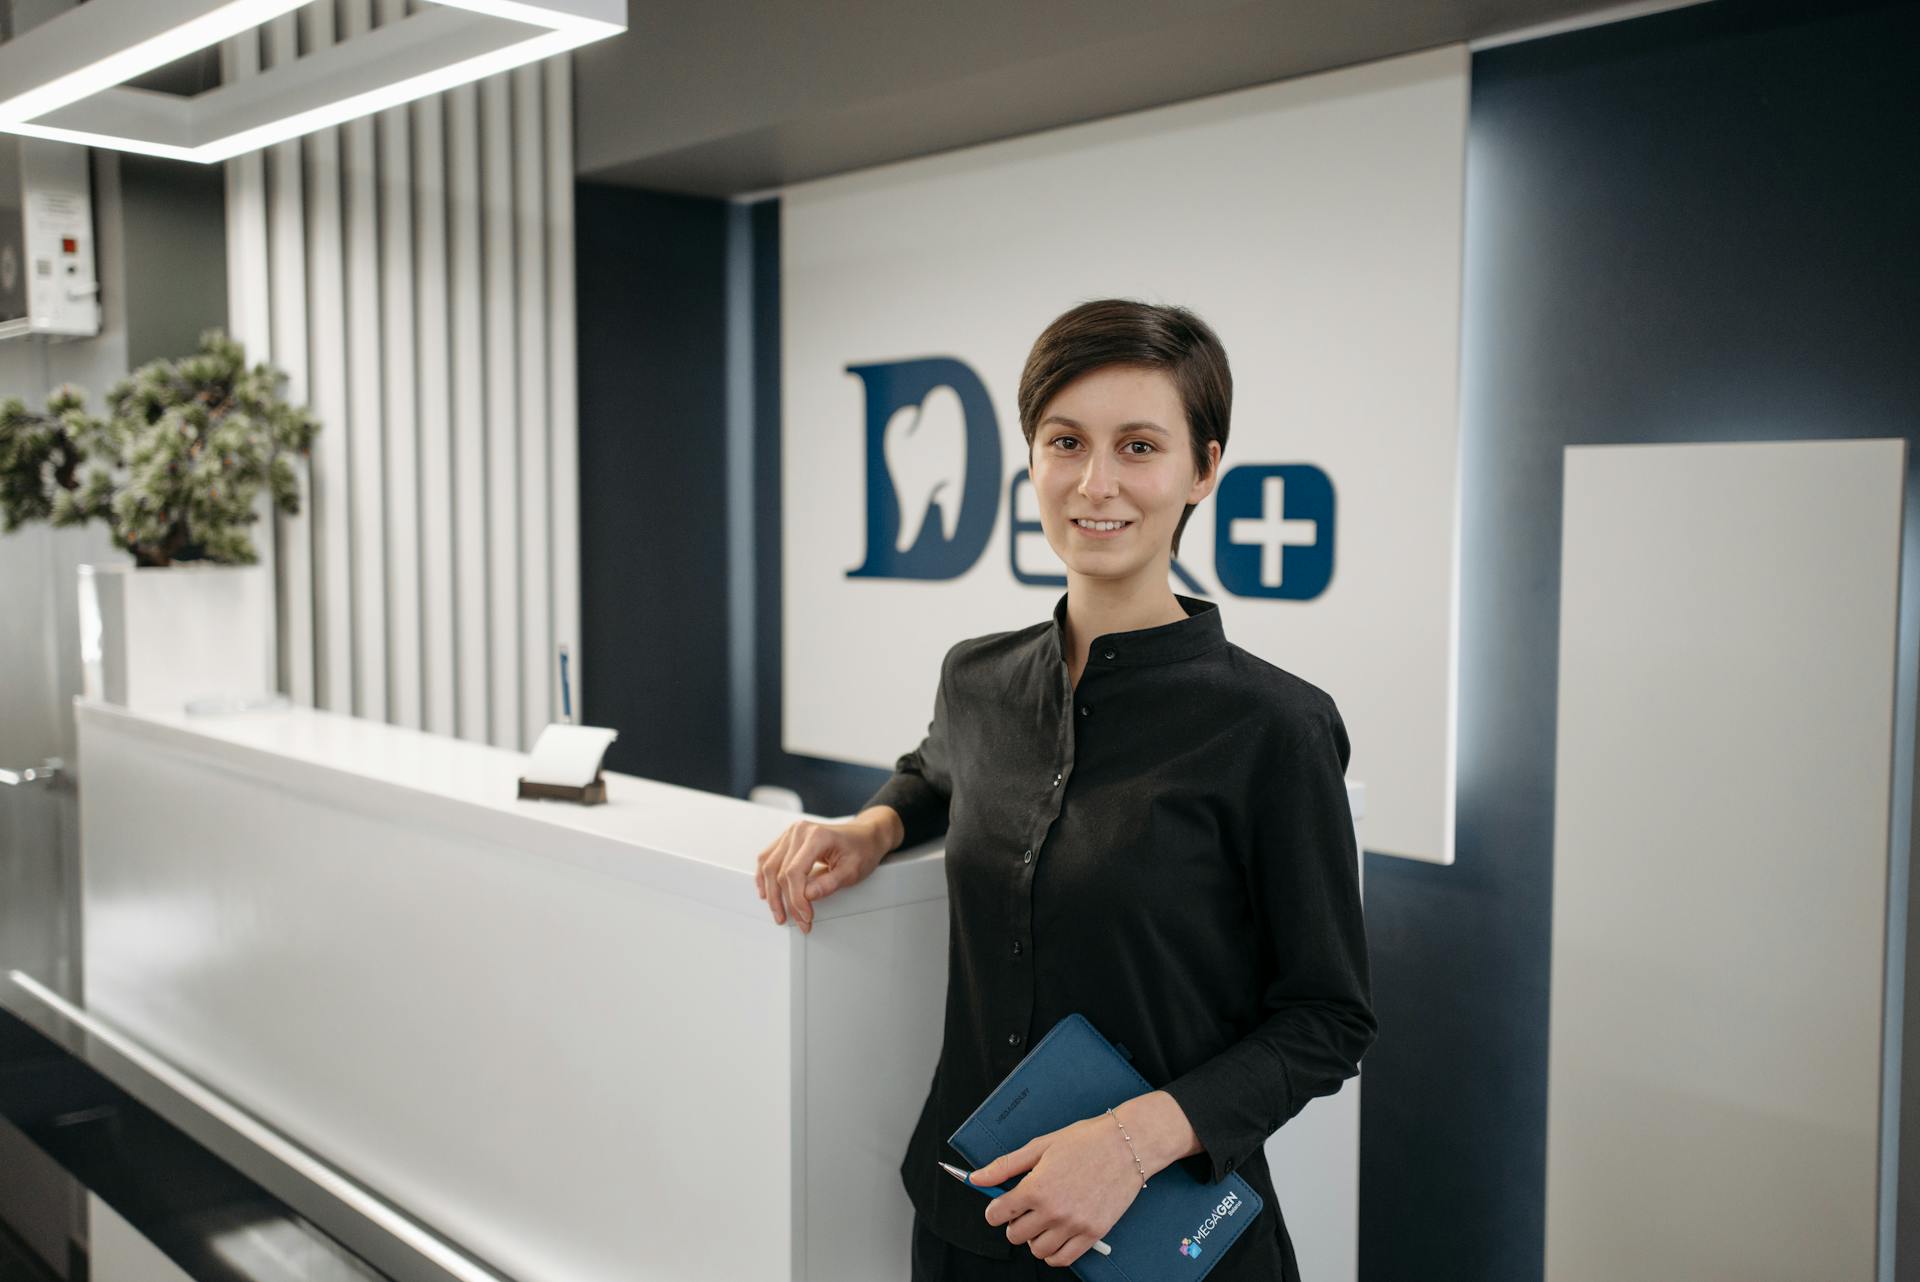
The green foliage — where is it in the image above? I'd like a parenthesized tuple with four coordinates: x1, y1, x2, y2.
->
(0, 329, 319, 565)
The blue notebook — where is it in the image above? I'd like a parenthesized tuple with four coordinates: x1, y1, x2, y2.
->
(946, 1012, 1265, 1282)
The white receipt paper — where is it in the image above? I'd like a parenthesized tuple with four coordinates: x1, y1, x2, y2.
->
(522, 723, 620, 787)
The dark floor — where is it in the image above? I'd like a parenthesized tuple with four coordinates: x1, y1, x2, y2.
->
(0, 1003, 390, 1282)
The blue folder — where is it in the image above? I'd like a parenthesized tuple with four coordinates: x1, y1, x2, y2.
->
(946, 1012, 1266, 1282)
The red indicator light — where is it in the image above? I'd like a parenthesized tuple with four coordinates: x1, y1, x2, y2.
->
(61, 237, 77, 254)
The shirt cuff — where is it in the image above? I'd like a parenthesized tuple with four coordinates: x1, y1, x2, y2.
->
(1160, 1044, 1294, 1185)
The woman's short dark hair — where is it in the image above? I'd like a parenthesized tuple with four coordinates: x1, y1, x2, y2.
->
(1016, 298, 1231, 560)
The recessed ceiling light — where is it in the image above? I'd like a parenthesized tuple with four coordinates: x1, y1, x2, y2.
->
(0, 0, 624, 162)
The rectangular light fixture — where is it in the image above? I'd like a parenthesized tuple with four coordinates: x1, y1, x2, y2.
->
(0, 0, 624, 162)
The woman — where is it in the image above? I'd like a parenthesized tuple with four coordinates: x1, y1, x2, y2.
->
(755, 299, 1376, 1280)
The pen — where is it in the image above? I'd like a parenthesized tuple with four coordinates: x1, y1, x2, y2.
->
(936, 1161, 1113, 1257)
(558, 644, 572, 724)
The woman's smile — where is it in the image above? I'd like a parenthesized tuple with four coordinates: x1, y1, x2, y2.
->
(1071, 517, 1133, 538)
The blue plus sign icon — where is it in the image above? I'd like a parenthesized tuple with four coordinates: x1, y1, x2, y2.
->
(1213, 464, 1335, 599)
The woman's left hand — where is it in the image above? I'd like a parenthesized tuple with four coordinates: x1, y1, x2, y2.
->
(973, 1114, 1145, 1268)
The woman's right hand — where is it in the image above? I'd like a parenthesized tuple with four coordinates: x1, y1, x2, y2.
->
(754, 810, 898, 934)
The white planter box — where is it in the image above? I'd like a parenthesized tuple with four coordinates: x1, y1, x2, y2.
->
(77, 563, 274, 715)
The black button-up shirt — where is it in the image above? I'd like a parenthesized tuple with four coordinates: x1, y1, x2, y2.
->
(864, 590, 1376, 1278)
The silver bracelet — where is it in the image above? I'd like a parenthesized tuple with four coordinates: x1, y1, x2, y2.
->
(1107, 1106, 1148, 1188)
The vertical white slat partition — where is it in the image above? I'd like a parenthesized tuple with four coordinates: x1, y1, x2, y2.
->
(513, 65, 551, 736)
(545, 57, 580, 723)
(264, 14, 313, 709)
(222, 29, 278, 681)
(415, 93, 456, 739)
(219, 20, 578, 754)
(301, 2, 353, 716)
(376, 0, 422, 730)
(341, 0, 387, 722)
(480, 77, 521, 750)
(446, 84, 490, 743)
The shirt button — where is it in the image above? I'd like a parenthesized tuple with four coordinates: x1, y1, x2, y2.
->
(1103, 648, 1115, 660)
(1080, 704, 1089, 716)
(1051, 771, 1061, 787)
(1022, 847, 1033, 864)
(1007, 1032, 1022, 1047)
(1011, 940, 1022, 956)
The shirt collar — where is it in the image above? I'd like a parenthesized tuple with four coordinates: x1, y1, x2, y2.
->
(1049, 590, 1227, 669)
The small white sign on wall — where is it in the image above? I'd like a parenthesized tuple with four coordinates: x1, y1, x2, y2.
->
(782, 45, 1469, 863)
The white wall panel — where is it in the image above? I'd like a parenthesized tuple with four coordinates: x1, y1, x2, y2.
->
(223, 24, 576, 753)
(780, 46, 1468, 863)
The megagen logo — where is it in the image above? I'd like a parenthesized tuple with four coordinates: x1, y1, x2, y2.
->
(1188, 1188, 1245, 1251)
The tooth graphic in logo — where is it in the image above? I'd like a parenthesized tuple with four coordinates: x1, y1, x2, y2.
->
(881, 383, 968, 555)
(846, 357, 1004, 582)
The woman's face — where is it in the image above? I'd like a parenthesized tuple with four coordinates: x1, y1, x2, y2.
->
(1030, 363, 1219, 587)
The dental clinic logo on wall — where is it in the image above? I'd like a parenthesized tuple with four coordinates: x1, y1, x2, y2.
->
(843, 356, 1336, 598)
(845, 358, 1004, 580)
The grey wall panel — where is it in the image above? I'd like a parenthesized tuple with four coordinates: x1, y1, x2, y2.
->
(1549, 439, 1904, 1280)
(116, 155, 226, 370)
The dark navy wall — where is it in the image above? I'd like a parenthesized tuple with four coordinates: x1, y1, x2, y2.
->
(1384, 2, 1919, 1279)
(576, 182, 734, 794)
(743, 196, 904, 816)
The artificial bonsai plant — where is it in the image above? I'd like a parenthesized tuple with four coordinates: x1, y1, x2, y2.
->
(0, 328, 318, 566)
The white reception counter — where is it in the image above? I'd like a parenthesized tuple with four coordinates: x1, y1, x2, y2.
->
(73, 695, 951, 1282)
(71, 696, 1362, 1282)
